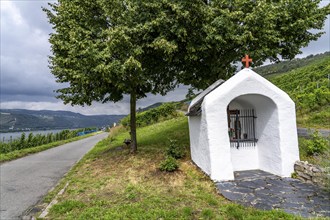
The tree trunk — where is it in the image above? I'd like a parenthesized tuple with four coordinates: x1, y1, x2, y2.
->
(130, 90, 137, 153)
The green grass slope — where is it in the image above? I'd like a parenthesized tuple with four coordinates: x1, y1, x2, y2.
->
(44, 116, 297, 219)
(267, 56, 330, 128)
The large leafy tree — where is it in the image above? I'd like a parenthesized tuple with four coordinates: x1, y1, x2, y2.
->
(176, 0, 330, 89)
(44, 0, 329, 153)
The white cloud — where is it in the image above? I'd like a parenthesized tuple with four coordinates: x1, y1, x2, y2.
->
(1, 1, 24, 26)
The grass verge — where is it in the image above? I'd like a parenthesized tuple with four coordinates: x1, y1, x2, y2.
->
(0, 132, 102, 163)
(296, 108, 330, 129)
(298, 136, 330, 189)
(42, 117, 298, 219)
(298, 137, 330, 168)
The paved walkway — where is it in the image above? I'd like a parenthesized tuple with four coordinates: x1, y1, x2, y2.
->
(0, 132, 108, 220)
(216, 170, 330, 218)
(297, 128, 329, 138)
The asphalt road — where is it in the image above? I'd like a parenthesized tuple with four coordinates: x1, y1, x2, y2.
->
(0, 132, 108, 220)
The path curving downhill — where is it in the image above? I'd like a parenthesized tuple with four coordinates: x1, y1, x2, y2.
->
(0, 132, 108, 220)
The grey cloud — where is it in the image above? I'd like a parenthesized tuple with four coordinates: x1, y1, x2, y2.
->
(15, 1, 54, 33)
(1, 55, 60, 100)
(1, 1, 60, 103)
(0, 95, 58, 103)
(300, 15, 330, 57)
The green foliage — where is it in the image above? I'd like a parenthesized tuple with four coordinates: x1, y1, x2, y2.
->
(166, 139, 185, 159)
(201, 209, 215, 219)
(299, 135, 329, 165)
(125, 184, 138, 200)
(120, 103, 179, 128)
(298, 135, 329, 188)
(291, 172, 298, 179)
(51, 200, 86, 215)
(159, 156, 179, 172)
(306, 131, 328, 156)
(299, 137, 311, 160)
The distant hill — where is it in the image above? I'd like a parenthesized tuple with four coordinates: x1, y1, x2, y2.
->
(0, 109, 126, 132)
(254, 52, 330, 77)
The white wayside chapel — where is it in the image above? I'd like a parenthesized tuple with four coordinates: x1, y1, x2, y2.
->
(187, 57, 300, 181)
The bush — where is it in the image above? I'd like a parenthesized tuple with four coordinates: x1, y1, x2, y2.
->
(306, 131, 328, 156)
(166, 139, 185, 159)
(159, 156, 179, 172)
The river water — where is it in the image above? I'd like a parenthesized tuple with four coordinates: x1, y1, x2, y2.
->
(0, 130, 64, 142)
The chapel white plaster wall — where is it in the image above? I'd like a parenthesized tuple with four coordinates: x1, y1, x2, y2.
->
(278, 101, 299, 176)
(251, 96, 282, 175)
(229, 99, 254, 110)
(188, 69, 299, 181)
(230, 147, 259, 171)
(203, 102, 234, 181)
(188, 115, 211, 175)
(231, 94, 282, 175)
(202, 69, 299, 181)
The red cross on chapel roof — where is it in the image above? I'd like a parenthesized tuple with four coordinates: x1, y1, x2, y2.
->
(242, 55, 252, 68)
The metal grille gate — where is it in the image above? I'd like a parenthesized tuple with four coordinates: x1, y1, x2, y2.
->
(228, 109, 257, 149)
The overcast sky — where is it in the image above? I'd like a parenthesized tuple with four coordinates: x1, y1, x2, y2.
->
(1, 1, 329, 115)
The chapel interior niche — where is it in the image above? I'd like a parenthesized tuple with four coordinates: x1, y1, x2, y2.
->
(227, 98, 258, 149)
